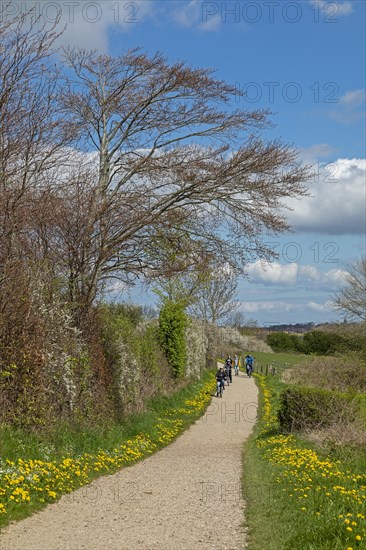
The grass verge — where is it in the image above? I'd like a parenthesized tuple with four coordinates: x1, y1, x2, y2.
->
(0, 370, 216, 527)
(242, 366, 366, 550)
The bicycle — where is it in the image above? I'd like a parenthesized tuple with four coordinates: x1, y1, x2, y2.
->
(225, 367, 231, 385)
(216, 380, 224, 397)
(246, 365, 253, 378)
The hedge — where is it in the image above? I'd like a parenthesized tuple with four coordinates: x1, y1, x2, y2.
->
(278, 385, 359, 433)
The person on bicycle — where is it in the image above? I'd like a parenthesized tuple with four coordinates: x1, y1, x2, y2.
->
(245, 354, 254, 377)
(234, 355, 239, 376)
(225, 357, 232, 384)
(216, 366, 226, 397)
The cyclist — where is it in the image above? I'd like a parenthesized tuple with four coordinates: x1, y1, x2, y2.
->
(234, 355, 239, 376)
(245, 354, 254, 377)
(225, 357, 232, 385)
(216, 366, 226, 397)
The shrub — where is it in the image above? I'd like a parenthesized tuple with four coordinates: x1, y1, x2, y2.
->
(103, 302, 144, 327)
(302, 330, 344, 355)
(0, 269, 98, 431)
(267, 329, 362, 355)
(99, 305, 170, 418)
(278, 385, 359, 433)
(267, 332, 304, 353)
(158, 299, 187, 378)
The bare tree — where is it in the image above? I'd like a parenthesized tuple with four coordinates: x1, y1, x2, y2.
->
(332, 257, 366, 321)
(142, 305, 158, 320)
(57, 48, 310, 316)
(226, 310, 258, 330)
(227, 310, 246, 328)
(0, 12, 66, 278)
(188, 269, 239, 325)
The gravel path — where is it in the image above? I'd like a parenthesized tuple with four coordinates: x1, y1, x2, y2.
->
(1, 370, 258, 550)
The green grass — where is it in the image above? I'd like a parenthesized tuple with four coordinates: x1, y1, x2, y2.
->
(243, 431, 366, 549)
(0, 371, 214, 463)
(252, 351, 308, 376)
(0, 369, 216, 527)
(242, 353, 366, 550)
(251, 351, 309, 366)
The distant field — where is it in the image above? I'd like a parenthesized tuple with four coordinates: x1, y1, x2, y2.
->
(251, 351, 309, 368)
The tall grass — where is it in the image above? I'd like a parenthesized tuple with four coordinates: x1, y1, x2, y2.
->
(284, 355, 366, 393)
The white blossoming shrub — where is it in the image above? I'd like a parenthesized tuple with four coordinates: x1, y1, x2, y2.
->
(185, 319, 209, 378)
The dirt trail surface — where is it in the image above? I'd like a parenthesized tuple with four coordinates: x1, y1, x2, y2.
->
(1, 371, 258, 550)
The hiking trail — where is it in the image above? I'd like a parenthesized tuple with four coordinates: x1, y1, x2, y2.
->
(1, 370, 258, 550)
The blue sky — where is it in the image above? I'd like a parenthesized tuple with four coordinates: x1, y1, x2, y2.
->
(8, 0, 365, 325)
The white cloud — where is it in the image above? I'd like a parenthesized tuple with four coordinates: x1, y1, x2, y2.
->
(306, 301, 328, 312)
(245, 261, 348, 290)
(237, 297, 342, 324)
(340, 89, 366, 107)
(198, 14, 221, 31)
(299, 144, 337, 162)
(240, 301, 290, 313)
(7, 1, 153, 51)
(298, 264, 320, 282)
(321, 268, 348, 286)
(246, 261, 298, 286)
(172, 0, 220, 31)
(335, 1, 354, 15)
(329, 89, 365, 124)
(172, 0, 199, 28)
(287, 158, 366, 235)
(299, 267, 348, 289)
(240, 300, 333, 315)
